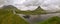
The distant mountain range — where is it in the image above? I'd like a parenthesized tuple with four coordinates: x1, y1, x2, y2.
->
(15, 6, 46, 15)
(0, 5, 46, 15)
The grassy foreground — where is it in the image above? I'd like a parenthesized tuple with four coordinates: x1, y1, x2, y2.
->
(36, 16, 60, 24)
(0, 9, 29, 24)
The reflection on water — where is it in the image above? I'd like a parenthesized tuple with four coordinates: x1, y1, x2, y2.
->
(18, 13, 60, 24)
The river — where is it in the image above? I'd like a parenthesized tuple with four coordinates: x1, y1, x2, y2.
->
(25, 13, 60, 24)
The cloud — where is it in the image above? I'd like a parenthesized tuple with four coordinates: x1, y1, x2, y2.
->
(41, 0, 60, 12)
(0, 0, 60, 12)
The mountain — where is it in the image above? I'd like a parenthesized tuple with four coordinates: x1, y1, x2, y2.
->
(0, 5, 20, 14)
(1, 5, 17, 10)
(32, 6, 46, 14)
(0, 5, 46, 15)
(16, 6, 46, 15)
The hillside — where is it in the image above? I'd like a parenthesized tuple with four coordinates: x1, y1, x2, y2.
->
(0, 5, 29, 24)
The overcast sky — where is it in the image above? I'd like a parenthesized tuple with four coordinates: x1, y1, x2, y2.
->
(0, 0, 60, 12)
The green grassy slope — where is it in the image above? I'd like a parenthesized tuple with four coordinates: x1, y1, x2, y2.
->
(0, 6, 29, 24)
(37, 16, 60, 24)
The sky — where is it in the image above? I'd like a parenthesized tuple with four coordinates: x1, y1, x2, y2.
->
(0, 0, 60, 12)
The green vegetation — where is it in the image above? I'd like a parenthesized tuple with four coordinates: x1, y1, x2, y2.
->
(1, 5, 58, 24)
(0, 5, 46, 24)
(37, 16, 60, 24)
(0, 5, 29, 24)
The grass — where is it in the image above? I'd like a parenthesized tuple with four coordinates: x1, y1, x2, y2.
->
(0, 9, 29, 24)
(36, 16, 60, 24)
